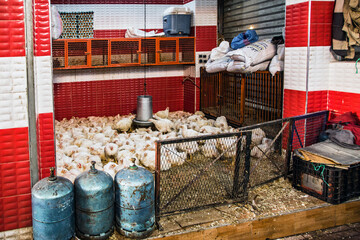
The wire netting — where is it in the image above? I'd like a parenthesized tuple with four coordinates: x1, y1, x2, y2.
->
(156, 132, 251, 215)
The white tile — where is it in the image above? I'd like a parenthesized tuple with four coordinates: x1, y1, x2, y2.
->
(195, 0, 217, 26)
(329, 57, 360, 94)
(34, 56, 54, 114)
(0, 57, 28, 129)
(55, 4, 184, 30)
(284, 47, 307, 91)
(308, 46, 330, 91)
(1, 227, 32, 240)
(286, 0, 308, 6)
(54, 65, 185, 83)
(0, 57, 27, 94)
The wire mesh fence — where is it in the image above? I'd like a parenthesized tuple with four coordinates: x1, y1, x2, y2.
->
(154, 110, 329, 224)
(200, 69, 284, 126)
(155, 132, 252, 218)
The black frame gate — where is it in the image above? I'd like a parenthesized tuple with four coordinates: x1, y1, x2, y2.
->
(154, 131, 252, 223)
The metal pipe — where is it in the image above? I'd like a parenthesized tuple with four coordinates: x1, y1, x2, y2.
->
(25, 0, 39, 186)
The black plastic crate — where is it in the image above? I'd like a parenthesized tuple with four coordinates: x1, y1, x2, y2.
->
(293, 156, 360, 204)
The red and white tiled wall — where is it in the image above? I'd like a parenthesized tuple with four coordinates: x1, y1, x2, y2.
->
(0, 0, 32, 233)
(33, 0, 56, 180)
(284, 0, 360, 119)
(184, 0, 217, 112)
(52, 0, 195, 119)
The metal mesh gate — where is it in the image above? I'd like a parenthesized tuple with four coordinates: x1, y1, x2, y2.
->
(155, 132, 252, 218)
(154, 111, 330, 224)
(200, 69, 284, 126)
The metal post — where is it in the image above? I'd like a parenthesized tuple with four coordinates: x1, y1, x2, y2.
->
(240, 74, 246, 124)
(154, 141, 162, 230)
(25, 0, 39, 186)
(232, 134, 242, 197)
(285, 119, 294, 179)
(241, 132, 252, 198)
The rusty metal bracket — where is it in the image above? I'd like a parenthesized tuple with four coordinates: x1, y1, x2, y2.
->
(182, 76, 200, 89)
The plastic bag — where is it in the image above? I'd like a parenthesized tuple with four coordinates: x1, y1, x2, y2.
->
(230, 30, 259, 50)
(125, 27, 165, 38)
(205, 57, 232, 73)
(227, 60, 270, 73)
(269, 55, 284, 76)
(209, 41, 231, 61)
(51, 6, 63, 39)
(277, 44, 285, 61)
(226, 39, 276, 67)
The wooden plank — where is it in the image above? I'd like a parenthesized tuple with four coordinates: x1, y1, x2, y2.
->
(335, 200, 360, 225)
(157, 200, 360, 240)
(300, 141, 360, 166)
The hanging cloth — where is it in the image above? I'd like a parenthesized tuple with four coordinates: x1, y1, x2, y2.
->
(332, 0, 360, 59)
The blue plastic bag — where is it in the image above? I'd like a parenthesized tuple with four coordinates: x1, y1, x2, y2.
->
(231, 30, 259, 50)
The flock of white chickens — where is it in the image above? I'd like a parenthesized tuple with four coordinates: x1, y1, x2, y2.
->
(56, 108, 273, 183)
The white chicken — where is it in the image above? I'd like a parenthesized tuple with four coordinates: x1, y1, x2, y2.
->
(216, 136, 237, 158)
(149, 118, 174, 133)
(154, 107, 169, 119)
(105, 143, 118, 159)
(201, 139, 219, 158)
(251, 128, 266, 145)
(103, 162, 118, 179)
(214, 116, 228, 129)
(251, 138, 274, 158)
(55, 111, 240, 174)
(114, 117, 133, 132)
(179, 125, 199, 138)
(194, 111, 205, 117)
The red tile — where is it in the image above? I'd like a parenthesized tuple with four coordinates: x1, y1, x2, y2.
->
(0, 0, 24, 21)
(311, 1, 334, 24)
(50, 0, 183, 3)
(0, 194, 32, 231)
(283, 89, 306, 118)
(0, 161, 31, 198)
(0, 127, 29, 164)
(0, 20, 25, 57)
(328, 91, 360, 119)
(33, 0, 51, 56)
(307, 90, 328, 113)
(195, 26, 217, 51)
(285, 2, 309, 48)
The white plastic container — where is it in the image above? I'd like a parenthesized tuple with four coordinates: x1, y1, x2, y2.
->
(163, 7, 192, 37)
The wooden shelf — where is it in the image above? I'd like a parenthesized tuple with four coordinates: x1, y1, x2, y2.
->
(52, 37, 195, 70)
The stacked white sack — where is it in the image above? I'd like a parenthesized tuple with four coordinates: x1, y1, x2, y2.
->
(205, 57, 232, 73)
(227, 60, 270, 73)
(269, 44, 285, 76)
(209, 41, 231, 61)
(226, 39, 276, 67)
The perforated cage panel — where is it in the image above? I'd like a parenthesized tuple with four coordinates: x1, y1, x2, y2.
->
(141, 39, 156, 64)
(159, 39, 177, 63)
(52, 41, 65, 69)
(110, 40, 139, 65)
(179, 38, 195, 63)
(200, 69, 284, 126)
(52, 37, 195, 69)
(67, 41, 88, 67)
(91, 40, 108, 66)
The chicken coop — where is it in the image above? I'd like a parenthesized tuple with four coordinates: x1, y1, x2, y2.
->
(1, 0, 360, 239)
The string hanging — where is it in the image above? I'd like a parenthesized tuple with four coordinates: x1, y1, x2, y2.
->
(143, 0, 147, 95)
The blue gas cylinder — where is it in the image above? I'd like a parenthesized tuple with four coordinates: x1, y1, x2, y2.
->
(74, 161, 114, 239)
(114, 159, 155, 238)
(32, 168, 75, 240)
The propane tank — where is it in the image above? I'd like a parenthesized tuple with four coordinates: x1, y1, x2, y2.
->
(74, 161, 114, 239)
(114, 159, 155, 238)
(32, 168, 75, 240)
